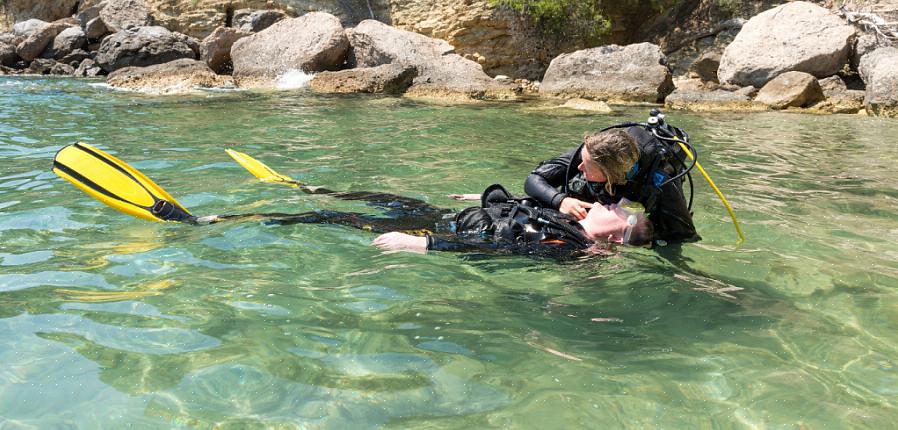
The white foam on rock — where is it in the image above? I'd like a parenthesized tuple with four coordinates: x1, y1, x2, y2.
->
(276, 70, 315, 89)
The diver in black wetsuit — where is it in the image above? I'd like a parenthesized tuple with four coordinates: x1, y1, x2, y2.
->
(51, 143, 653, 257)
(524, 120, 700, 244)
(234, 184, 654, 255)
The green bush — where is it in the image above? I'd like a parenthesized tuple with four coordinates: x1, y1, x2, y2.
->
(490, 0, 611, 44)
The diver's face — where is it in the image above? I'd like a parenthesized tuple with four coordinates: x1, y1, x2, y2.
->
(580, 204, 629, 242)
(578, 147, 607, 183)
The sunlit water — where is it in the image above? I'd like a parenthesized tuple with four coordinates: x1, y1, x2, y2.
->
(1, 76, 897, 429)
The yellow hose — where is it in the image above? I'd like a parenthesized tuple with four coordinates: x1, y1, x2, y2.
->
(674, 138, 745, 244)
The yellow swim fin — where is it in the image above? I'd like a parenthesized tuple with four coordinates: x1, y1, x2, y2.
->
(225, 149, 328, 194)
(52, 142, 195, 223)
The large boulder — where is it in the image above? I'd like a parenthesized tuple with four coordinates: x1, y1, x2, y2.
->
(200, 26, 250, 74)
(95, 26, 197, 73)
(348, 19, 454, 67)
(15, 21, 69, 61)
(99, 0, 154, 33)
(539, 43, 674, 103)
(754, 71, 824, 109)
(107, 58, 233, 93)
(43, 27, 87, 60)
(718, 2, 856, 87)
(233, 9, 287, 33)
(310, 63, 417, 94)
(859, 47, 898, 118)
(347, 19, 515, 100)
(231, 12, 348, 86)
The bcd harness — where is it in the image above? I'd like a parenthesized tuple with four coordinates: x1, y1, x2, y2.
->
(452, 184, 592, 249)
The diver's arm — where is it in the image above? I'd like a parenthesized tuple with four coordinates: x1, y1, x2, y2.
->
(524, 147, 579, 209)
(372, 232, 512, 254)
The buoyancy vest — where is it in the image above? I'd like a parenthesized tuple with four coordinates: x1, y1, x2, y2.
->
(453, 184, 592, 249)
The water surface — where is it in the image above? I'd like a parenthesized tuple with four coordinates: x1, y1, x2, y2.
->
(1, 76, 897, 428)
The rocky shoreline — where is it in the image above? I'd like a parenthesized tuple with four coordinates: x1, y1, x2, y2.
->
(1, 0, 896, 117)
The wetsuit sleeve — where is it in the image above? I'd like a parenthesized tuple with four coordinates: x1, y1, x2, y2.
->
(425, 233, 505, 253)
(524, 147, 579, 209)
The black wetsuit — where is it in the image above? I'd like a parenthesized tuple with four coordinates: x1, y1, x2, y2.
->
(524, 126, 699, 243)
(233, 187, 592, 256)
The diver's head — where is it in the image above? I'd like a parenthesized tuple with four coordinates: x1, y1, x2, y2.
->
(579, 129, 639, 195)
(579, 203, 653, 246)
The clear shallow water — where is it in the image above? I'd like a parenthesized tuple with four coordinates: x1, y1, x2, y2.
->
(1, 76, 897, 429)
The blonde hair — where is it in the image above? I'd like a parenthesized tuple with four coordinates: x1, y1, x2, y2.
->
(583, 129, 640, 195)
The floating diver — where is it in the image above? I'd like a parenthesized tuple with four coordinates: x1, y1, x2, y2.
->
(52, 143, 652, 256)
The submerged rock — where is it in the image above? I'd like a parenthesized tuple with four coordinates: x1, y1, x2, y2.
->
(718, 2, 856, 87)
(310, 63, 417, 94)
(231, 12, 348, 87)
(106, 58, 233, 93)
(95, 26, 197, 73)
(540, 43, 674, 103)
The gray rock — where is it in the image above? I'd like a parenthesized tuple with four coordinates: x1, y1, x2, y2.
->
(16, 22, 69, 62)
(59, 49, 91, 67)
(50, 62, 75, 75)
(858, 47, 898, 118)
(691, 51, 721, 83)
(718, 2, 856, 87)
(818, 76, 847, 95)
(95, 26, 197, 73)
(100, 0, 154, 33)
(200, 26, 249, 74)
(809, 78, 864, 114)
(310, 63, 416, 94)
(348, 19, 454, 68)
(0, 33, 21, 45)
(44, 27, 87, 60)
(84, 16, 110, 40)
(25, 58, 56, 74)
(540, 43, 673, 103)
(13, 19, 48, 37)
(347, 20, 514, 100)
(851, 34, 879, 72)
(233, 9, 288, 33)
(754, 71, 824, 109)
(106, 58, 234, 93)
(77, 2, 106, 27)
(74, 58, 104, 77)
(0, 42, 19, 67)
(231, 12, 348, 83)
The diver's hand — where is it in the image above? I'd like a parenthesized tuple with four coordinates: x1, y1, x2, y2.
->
(372, 232, 428, 253)
(448, 193, 480, 201)
(559, 197, 593, 220)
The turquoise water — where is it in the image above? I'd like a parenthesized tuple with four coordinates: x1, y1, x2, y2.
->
(2, 76, 898, 429)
